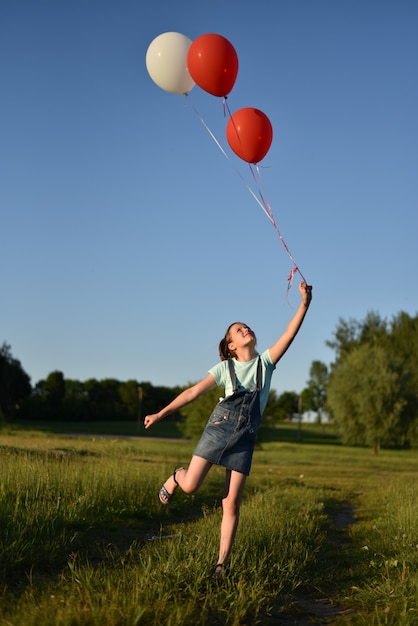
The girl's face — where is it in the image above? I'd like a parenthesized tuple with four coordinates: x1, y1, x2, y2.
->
(228, 323, 256, 351)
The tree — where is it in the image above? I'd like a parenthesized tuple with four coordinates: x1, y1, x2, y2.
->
(268, 391, 299, 421)
(303, 360, 328, 420)
(83, 378, 121, 420)
(387, 312, 418, 390)
(326, 311, 388, 364)
(179, 385, 224, 440)
(62, 379, 89, 421)
(32, 371, 67, 419)
(0, 342, 31, 417)
(119, 380, 142, 419)
(43, 371, 66, 407)
(327, 343, 415, 453)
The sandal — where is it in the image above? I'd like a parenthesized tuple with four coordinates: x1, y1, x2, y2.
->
(212, 563, 224, 578)
(158, 468, 183, 505)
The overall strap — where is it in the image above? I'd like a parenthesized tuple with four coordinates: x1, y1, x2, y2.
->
(227, 359, 238, 393)
(255, 356, 262, 391)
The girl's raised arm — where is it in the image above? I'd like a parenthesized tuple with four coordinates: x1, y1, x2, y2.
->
(268, 282, 312, 366)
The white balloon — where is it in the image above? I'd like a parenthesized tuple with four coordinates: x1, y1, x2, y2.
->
(146, 32, 195, 95)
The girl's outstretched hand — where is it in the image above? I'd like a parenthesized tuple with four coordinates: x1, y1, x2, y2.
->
(144, 413, 161, 429)
(299, 281, 312, 307)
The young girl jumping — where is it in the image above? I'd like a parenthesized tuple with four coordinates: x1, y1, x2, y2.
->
(144, 281, 312, 577)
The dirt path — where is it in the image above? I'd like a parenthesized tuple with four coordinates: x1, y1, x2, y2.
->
(288, 502, 357, 624)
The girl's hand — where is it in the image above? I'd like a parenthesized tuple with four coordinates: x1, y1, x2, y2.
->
(299, 281, 312, 307)
(144, 413, 161, 429)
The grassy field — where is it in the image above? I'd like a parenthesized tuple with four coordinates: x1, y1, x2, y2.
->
(0, 421, 417, 625)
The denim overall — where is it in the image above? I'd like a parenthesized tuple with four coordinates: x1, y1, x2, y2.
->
(193, 357, 262, 476)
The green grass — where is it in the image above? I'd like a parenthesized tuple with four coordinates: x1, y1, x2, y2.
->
(0, 425, 417, 624)
(9, 417, 339, 444)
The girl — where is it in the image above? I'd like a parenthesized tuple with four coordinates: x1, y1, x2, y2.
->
(144, 281, 312, 577)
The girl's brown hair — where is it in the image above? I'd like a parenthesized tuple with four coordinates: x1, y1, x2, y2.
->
(218, 322, 239, 361)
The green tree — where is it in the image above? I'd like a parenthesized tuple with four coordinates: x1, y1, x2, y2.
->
(119, 380, 141, 419)
(138, 382, 183, 425)
(327, 343, 414, 453)
(268, 390, 299, 421)
(33, 371, 66, 419)
(387, 312, 418, 390)
(326, 311, 388, 364)
(84, 378, 121, 420)
(303, 360, 328, 421)
(179, 385, 224, 440)
(262, 389, 279, 422)
(44, 371, 66, 407)
(63, 379, 89, 420)
(0, 342, 31, 418)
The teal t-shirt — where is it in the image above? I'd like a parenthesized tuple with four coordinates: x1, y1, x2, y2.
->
(208, 349, 276, 415)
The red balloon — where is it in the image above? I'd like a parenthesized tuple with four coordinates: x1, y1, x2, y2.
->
(226, 108, 273, 164)
(187, 33, 238, 97)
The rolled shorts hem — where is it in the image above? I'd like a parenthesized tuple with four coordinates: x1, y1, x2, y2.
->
(192, 453, 251, 476)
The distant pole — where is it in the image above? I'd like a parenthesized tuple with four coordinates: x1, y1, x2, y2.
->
(297, 394, 303, 442)
(137, 386, 143, 432)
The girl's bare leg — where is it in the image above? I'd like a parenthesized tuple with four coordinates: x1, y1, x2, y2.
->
(161, 462, 247, 573)
(159, 456, 212, 503)
(214, 469, 247, 572)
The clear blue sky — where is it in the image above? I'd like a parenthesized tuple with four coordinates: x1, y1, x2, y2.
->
(2, 0, 417, 397)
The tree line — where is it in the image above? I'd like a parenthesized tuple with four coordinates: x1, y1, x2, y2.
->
(0, 349, 182, 423)
(1, 309, 417, 450)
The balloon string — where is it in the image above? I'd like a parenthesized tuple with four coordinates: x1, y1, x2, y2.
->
(189, 101, 307, 294)
(223, 98, 233, 119)
(250, 164, 307, 288)
(190, 104, 272, 219)
(223, 98, 306, 288)
(222, 97, 228, 117)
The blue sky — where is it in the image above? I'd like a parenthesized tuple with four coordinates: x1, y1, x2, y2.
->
(1, 0, 417, 397)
